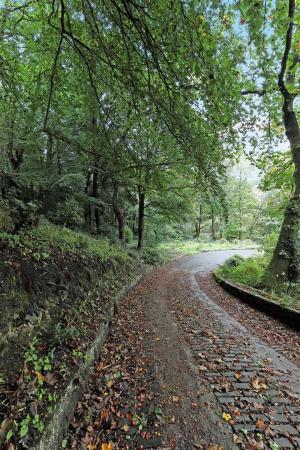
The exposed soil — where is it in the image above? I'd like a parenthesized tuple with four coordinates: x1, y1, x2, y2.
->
(0, 246, 144, 449)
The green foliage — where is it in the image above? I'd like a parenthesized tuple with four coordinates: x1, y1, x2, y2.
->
(24, 337, 53, 376)
(27, 221, 128, 262)
(223, 255, 245, 268)
(139, 247, 166, 266)
(48, 197, 84, 228)
(124, 226, 133, 244)
(217, 256, 268, 287)
(158, 239, 257, 256)
(0, 201, 13, 232)
(261, 232, 279, 259)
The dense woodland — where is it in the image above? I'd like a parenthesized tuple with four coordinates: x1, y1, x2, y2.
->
(1, 0, 300, 283)
(3, 1, 300, 448)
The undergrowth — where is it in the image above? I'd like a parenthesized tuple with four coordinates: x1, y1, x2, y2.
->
(0, 220, 128, 262)
(216, 254, 300, 311)
(158, 238, 258, 256)
(216, 255, 268, 287)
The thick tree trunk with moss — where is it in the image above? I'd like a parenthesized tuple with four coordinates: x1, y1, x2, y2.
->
(268, 0, 300, 283)
(268, 99, 300, 282)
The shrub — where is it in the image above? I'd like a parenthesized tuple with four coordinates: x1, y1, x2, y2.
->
(140, 247, 165, 265)
(217, 256, 268, 287)
(0, 201, 13, 232)
(124, 226, 133, 244)
(48, 197, 84, 228)
(223, 254, 244, 268)
(262, 231, 278, 259)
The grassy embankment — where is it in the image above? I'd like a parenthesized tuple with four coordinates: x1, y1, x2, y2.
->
(0, 221, 149, 448)
(215, 253, 300, 311)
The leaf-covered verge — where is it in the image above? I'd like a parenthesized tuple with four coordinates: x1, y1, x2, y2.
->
(216, 255, 300, 312)
(0, 222, 149, 449)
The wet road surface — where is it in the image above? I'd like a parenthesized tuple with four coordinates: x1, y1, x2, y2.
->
(69, 250, 300, 450)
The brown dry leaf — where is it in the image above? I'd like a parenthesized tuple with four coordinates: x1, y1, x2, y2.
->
(253, 402, 264, 410)
(233, 434, 243, 444)
(191, 402, 198, 409)
(235, 371, 242, 380)
(209, 446, 224, 450)
(172, 395, 179, 403)
(251, 378, 268, 390)
(255, 418, 266, 429)
(99, 411, 110, 426)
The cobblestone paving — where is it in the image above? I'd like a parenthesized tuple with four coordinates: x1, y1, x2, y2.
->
(166, 261, 300, 449)
(188, 274, 300, 449)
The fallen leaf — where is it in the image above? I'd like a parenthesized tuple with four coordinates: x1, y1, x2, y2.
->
(172, 395, 179, 403)
(255, 418, 266, 429)
(222, 412, 232, 422)
(233, 434, 243, 444)
(251, 378, 268, 390)
(235, 371, 242, 380)
(87, 444, 96, 450)
(101, 444, 113, 450)
(36, 371, 46, 383)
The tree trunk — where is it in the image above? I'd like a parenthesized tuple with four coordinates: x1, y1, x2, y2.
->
(92, 165, 100, 232)
(195, 205, 202, 238)
(84, 171, 92, 229)
(268, 98, 300, 282)
(46, 134, 54, 164)
(211, 204, 216, 240)
(238, 171, 242, 241)
(112, 181, 125, 243)
(268, 0, 300, 283)
(137, 186, 145, 250)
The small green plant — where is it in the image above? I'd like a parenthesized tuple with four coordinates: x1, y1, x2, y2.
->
(24, 337, 53, 379)
(32, 415, 44, 433)
(72, 349, 83, 358)
(6, 429, 13, 442)
(132, 413, 147, 431)
(20, 414, 31, 438)
(37, 387, 47, 401)
(154, 406, 163, 419)
(270, 443, 280, 450)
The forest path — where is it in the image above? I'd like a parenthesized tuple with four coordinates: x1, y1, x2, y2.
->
(69, 251, 300, 450)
